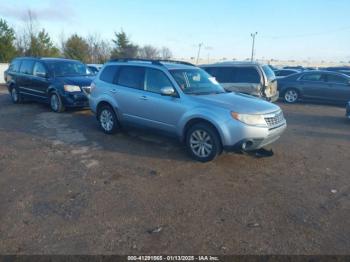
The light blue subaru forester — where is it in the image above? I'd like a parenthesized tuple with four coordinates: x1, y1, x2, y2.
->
(89, 59, 286, 162)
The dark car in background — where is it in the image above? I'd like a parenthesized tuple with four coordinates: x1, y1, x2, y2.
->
(278, 70, 350, 104)
(346, 101, 350, 119)
(323, 66, 350, 77)
(201, 61, 279, 102)
(6, 57, 94, 112)
(274, 69, 300, 79)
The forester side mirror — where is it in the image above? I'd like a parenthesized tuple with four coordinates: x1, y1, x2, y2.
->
(160, 86, 175, 96)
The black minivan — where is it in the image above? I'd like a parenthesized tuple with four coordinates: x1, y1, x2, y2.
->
(6, 57, 94, 112)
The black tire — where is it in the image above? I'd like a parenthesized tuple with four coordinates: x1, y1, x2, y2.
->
(283, 88, 299, 104)
(186, 123, 222, 162)
(10, 86, 22, 104)
(50, 92, 65, 113)
(97, 105, 119, 134)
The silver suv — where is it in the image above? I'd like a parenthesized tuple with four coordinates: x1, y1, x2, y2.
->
(201, 61, 279, 102)
(89, 59, 286, 162)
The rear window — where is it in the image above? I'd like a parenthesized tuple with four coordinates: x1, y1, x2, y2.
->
(19, 60, 35, 75)
(117, 66, 145, 90)
(100, 65, 119, 84)
(9, 60, 21, 72)
(326, 74, 348, 84)
(262, 65, 276, 81)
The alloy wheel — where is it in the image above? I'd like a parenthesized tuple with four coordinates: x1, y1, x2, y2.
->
(50, 94, 59, 111)
(11, 88, 18, 102)
(284, 89, 298, 103)
(100, 109, 114, 132)
(189, 129, 213, 158)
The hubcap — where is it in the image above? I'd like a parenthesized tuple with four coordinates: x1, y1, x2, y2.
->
(50, 94, 59, 111)
(11, 88, 18, 102)
(190, 130, 213, 158)
(285, 90, 298, 103)
(100, 109, 114, 131)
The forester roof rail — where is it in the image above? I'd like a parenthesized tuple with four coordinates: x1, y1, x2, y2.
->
(108, 58, 195, 66)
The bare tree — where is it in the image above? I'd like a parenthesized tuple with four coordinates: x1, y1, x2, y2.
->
(160, 47, 172, 59)
(86, 33, 111, 63)
(139, 45, 159, 59)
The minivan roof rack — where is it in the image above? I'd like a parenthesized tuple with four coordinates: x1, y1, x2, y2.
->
(108, 58, 195, 67)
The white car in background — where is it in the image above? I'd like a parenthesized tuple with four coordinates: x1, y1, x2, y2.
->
(87, 64, 103, 75)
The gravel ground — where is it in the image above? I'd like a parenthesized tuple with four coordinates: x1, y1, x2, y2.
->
(0, 85, 349, 255)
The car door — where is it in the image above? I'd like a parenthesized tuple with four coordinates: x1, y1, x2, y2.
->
(325, 73, 350, 102)
(298, 72, 327, 99)
(30, 62, 50, 100)
(137, 68, 187, 133)
(17, 60, 35, 96)
(113, 66, 149, 125)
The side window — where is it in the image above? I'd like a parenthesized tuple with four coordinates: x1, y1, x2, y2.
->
(100, 65, 119, 84)
(145, 68, 173, 94)
(235, 67, 260, 83)
(209, 67, 236, 83)
(117, 66, 145, 90)
(33, 62, 47, 77)
(9, 60, 21, 72)
(19, 60, 35, 75)
(301, 73, 325, 82)
(326, 74, 348, 84)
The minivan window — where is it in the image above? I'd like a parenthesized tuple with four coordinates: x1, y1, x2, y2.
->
(117, 66, 145, 90)
(235, 67, 260, 83)
(33, 62, 47, 77)
(46, 61, 91, 77)
(262, 65, 276, 81)
(9, 60, 21, 72)
(206, 67, 236, 83)
(145, 68, 173, 94)
(19, 60, 35, 75)
(100, 65, 119, 84)
(170, 69, 225, 95)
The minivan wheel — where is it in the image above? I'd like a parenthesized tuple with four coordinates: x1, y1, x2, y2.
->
(50, 92, 65, 113)
(98, 105, 119, 134)
(10, 87, 22, 103)
(284, 89, 299, 103)
(186, 123, 222, 162)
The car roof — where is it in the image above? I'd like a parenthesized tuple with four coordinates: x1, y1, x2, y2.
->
(106, 59, 198, 70)
(15, 57, 82, 63)
(200, 61, 264, 67)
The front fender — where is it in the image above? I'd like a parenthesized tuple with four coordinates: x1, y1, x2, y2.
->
(177, 107, 231, 143)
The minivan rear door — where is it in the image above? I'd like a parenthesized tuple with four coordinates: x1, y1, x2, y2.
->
(17, 60, 35, 97)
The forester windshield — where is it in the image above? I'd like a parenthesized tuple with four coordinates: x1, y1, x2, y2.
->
(170, 69, 225, 95)
(47, 61, 92, 77)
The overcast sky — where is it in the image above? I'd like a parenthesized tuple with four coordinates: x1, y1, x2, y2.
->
(1, 0, 350, 61)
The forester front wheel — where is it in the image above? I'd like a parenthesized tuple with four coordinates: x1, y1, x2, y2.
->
(186, 123, 222, 162)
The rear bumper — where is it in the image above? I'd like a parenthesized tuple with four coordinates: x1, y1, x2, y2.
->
(266, 91, 279, 102)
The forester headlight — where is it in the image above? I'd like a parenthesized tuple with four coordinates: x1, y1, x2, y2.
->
(64, 85, 81, 92)
(231, 112, 267, 127)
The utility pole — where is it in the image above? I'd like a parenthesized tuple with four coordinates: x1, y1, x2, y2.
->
(251, 32, 258, 62)
(196, 43, 203, 64)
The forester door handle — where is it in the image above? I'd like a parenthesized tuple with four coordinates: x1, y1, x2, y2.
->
(140, 96, 148, 100)
(110, 89, 117, 93)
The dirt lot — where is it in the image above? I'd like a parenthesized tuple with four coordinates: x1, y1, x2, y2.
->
(0, 84, 349, 255)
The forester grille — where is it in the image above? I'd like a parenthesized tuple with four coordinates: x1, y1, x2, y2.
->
(265, 111, 285, 128)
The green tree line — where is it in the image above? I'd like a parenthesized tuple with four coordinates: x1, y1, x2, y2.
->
(0, 18, 172, 64)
